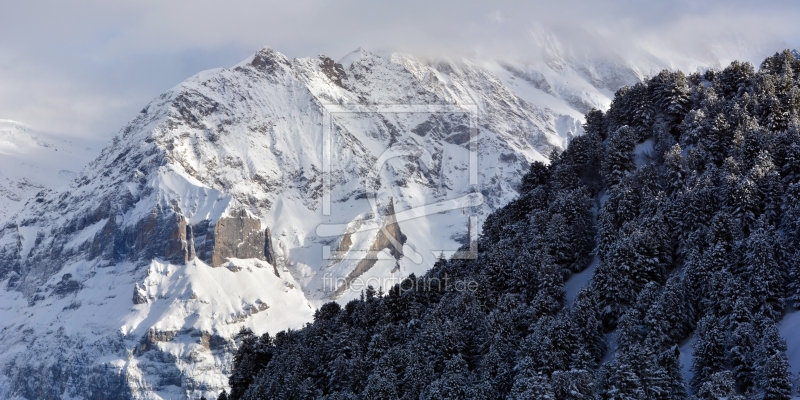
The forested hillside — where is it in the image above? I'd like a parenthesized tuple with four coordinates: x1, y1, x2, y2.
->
(222, 50, 800, 400)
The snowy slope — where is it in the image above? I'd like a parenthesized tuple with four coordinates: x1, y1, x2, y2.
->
(0, 120, 101, 222)
(0, 257, 312, 400)
(0, 46, 681, 399)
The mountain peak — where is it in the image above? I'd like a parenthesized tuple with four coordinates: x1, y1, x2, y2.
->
(338, 47, 375, 70)
(238, 46, 291, 73)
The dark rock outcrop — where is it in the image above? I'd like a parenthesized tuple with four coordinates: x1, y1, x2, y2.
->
(264, 227, 276, 266)
(52, 273, 81, 298)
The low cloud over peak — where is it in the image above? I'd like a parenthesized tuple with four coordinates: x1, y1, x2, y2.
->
(0, 0, 797, 138)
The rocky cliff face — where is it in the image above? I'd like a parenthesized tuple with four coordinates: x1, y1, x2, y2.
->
(207, 210, 268, 267)
(0, 46, 655, 399)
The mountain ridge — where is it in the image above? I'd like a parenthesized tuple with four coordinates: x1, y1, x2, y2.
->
(0, 45, 669, 399)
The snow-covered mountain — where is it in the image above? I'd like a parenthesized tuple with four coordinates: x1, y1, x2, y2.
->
(0, 120, 101, 223)
(0, 46, 671, 399)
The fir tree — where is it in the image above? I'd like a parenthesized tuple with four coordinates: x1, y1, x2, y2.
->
(602, 126, 637, 187)
(743, 218, 787, 320)
(757, 322, 792, 400)
(691, 315, 728, 393)
(551, 369, 594, 399)
(508, 357, 555, 400)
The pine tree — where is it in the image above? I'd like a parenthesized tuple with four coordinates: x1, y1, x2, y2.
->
(420, 355, 471, 400)
(761, 354, 793, 400)
(546, 187, 595, 273)
(509, 357, 555, 400)
(742, 218, 787, 320)
(691, 315, 728, 393)
(650, 70, 691, 126)
(780, 182, 800, 245)
(551, 369, 594, 399)
(695, 371, 741, 400)
(596, 354, 645, 400)
(716, 60, 755, 99)
(645, 275, 692, 350)
(228, 329, 274, 400)
(519, 161, 550, 194)
(571, 288, 607, 368)
(399, 349, 433, 400)
(584, 108, 607, 139)
(362, 357, 399, 400)
(479, 343, 513, 396)
(757, 322, 792, 400)
(748, 150, 783, 223)
(728, 308, 758, 393)
(656, 347, 688, 400)
(602, 126, 637, 187)
(663, 144, 688, 194)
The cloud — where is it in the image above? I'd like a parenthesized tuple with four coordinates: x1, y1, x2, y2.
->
(0, 0, 798, 138)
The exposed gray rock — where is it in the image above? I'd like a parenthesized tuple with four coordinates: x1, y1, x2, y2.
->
(135, 328, 179, 356)
(209, 210, 266, 266)
(132, 283, 148, 305)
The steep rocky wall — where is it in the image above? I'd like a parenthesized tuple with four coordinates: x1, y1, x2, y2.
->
(211, 210, 266, 266)
(192, 210, 269, 267)
(4, 202, 275, 302)
(115, 207, 272, 267)
(264, 227, 276, 266)
(86, 208, 193, 266)
(86, 205, 273, 268)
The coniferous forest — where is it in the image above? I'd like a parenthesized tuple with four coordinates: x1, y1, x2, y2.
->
(222, 50, 800, 399)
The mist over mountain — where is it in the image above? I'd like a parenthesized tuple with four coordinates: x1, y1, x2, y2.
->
(3, 1, 798, 139)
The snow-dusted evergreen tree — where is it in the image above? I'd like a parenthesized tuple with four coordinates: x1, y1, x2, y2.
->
(596, 351, 646, 400)
(644, 275, 692, 350)
(362, 356, 399, 400)
(550, 369, 594, 399)
(742, 217, 787, 320)
(727, 298, 758, 394)
(695, 371, 743, 400)
(756, 322, 792, 400)
(691, 315, 728, 393)
(602, 126, 637, 187)
(571, 288, 607, 368)
(419, 356, 470, 400)
(508, 357, 555, 400)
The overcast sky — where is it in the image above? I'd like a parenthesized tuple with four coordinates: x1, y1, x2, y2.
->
(1, 1, 799, 140)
